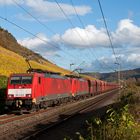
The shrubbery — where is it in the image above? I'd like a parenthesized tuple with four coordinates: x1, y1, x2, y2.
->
(65, 82, 140, 140)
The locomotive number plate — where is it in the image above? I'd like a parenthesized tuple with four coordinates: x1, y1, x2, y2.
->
(8, 89, 31, 97)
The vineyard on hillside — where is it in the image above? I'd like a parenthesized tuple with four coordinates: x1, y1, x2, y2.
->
(0, 46, 71, 77)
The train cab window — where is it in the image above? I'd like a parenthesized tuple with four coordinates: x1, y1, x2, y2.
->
(22, 76, 32, 84)
(10, 76, 21, 84)
(10, 76, 32, 84)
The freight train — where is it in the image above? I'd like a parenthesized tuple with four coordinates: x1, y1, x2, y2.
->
(5, 69, 118, 110)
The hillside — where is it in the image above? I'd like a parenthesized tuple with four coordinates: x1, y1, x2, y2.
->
(0, 28, 72, 77)
(0, 27, 96, 82)
(0, 46, 72, 76)
(0, 27, 51, 64)
(2, 27, 138, 83)
(83, 68, 140, 82)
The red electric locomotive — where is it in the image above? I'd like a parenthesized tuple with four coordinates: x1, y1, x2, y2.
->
(6, 72, 68, 109)
(6, 68, 119, 111)
(6, 71, 90, 110)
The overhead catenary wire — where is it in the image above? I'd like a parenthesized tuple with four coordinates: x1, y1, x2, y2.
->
(0, 16, 60, 50)
(69, 0, 116, 72)
(11, 0, 86, 65)
(1, 0, 118, 73)
(12, 0, 55, 35)
(54, 0, 92, 47)
(12, 0, 115, 72)
(97, 0, 118, 63)
(55, 0, 97, 64)
(97, 0, 122, 85)
(54, 0, 92, 52)
(54, 0, 107, 72)
(0, 16, 79, 68)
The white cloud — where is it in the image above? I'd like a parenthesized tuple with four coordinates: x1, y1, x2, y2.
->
(113, 19, 140, 47)
(25, 0, 91, 19)
(18, 33, 48, 49)
(12, 0, 92, 21)
(85, 53, 140, 72)
(17, 18, 140, 72)
(18, 33, 60, 58)
(0, 0, 92, 20)
(54, 19, 140, 50)
(127, 53, 140, 65)
(56, 25, 109, 48)
(0, 0, 22, 5)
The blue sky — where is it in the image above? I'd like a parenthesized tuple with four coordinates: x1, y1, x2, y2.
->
(0, 0, 140, 73)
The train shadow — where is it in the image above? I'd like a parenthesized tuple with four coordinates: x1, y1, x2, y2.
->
(21, 100, 121, 140)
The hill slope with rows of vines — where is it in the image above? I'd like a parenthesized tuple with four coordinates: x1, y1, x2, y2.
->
(0, 46, 71, 77)
(0, 27, 95, 81)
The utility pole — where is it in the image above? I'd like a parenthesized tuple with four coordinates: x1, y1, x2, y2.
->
(78, 68, 83, 73)
(70, 63, 74, 71)
(74, 61, 85, 71)
(115, 62, 121, 94)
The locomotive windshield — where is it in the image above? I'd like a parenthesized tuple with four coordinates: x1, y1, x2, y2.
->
(10, 76, 32, 84)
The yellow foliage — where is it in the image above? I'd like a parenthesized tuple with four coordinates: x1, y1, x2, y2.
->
(0, 46, 96, 80)
(0, 46, 71, 76)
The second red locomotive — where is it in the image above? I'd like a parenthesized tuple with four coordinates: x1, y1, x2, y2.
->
(6, 70, 118, 110)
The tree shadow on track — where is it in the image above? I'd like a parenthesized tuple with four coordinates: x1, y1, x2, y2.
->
(21, 101, 121, 140)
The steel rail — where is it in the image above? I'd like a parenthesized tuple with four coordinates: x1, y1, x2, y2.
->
(0, 89, 118, 140)
(22, 89, 118, 140)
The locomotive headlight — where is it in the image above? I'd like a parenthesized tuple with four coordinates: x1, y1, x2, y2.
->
(26, 94, 31, 97)
(8, 94, 14, 98)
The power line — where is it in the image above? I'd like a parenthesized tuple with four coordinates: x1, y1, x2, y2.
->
(2, 0, 117, 72)
(0, 16, 61, 50)
(12, 0, 56, 35)
(69, 0, 116, 72)
(54, 0, 99, 69)
(11, 0, 85, 65)
(97, 0, 118, 63)
(0, 16, 82, 69)
(0, 15, 82, 67)
(54, 0, 90, 49)
(13, 0, 111, 72)
(54, 0, 106, 71)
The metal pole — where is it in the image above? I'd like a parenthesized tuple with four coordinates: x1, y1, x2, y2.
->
(115, 62, 121, 95)
(118, 63, 121, 94)
(70, 63, 74, 70)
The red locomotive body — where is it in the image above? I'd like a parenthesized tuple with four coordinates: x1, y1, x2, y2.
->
(6, 71, 119, 110)
(6, 72, 73, 109)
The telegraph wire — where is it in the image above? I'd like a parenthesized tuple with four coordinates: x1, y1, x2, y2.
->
(0, 16, 60, 49)
(0, 16, 78, 68)
(12, 0, 56, 35)
(97, 0, 118, 63)
(12, 0, 113, 72)
(0, 15, 79, 65)
(54, 0, 90, 49)
(69, 0, 116, 72)
(11, 0, 85, 65)
(54, 0, 96, 67)
(54, 0, 106, 71)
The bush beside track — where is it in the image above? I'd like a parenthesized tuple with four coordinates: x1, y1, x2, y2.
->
(65, 81, 140, 140)
(0, 76, 7, 114)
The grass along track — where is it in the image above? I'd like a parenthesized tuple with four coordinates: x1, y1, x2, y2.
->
(0, 46, 70, 77)
(0, 89, 118, 140)
(23, 89, 119, 140)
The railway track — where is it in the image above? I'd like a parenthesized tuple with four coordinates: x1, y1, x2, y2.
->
(0, 89, 119, 140)
(23, 90, 119, 140)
